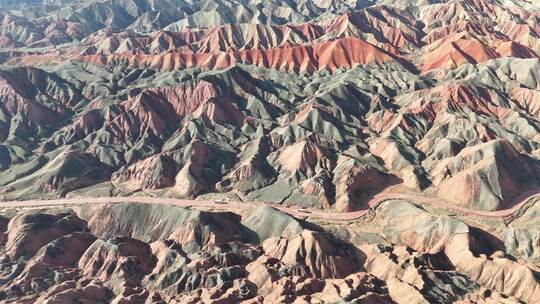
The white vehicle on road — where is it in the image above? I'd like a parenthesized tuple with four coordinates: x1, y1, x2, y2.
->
(214, 199, 228, 204)
(297, 208, 311, 213)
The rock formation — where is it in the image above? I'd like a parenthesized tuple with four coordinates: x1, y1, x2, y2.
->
(0, 0, 540, 302)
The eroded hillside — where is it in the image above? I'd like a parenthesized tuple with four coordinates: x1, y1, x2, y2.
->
(0, 201, 538, 303)
(2, 0, 540, 212)
(1, 0, 540, 302)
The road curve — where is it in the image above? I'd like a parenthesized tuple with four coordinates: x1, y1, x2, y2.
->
(0, 189, 538, 221)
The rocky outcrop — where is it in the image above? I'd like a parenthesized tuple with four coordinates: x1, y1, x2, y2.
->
(0, 201, 538, 303)
(370, 200, 540, 303)
(4, 211, 88, 258)
(240, 205, 304, 242)
(431, 139, 536, 210)
(262, 229, 363, 279)
(78, 236, 156, 301)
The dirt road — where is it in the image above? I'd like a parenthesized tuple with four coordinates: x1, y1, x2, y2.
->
(1, 189, 538, 221)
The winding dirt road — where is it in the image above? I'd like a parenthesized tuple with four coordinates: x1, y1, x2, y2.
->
(1, 188, 539, 221)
